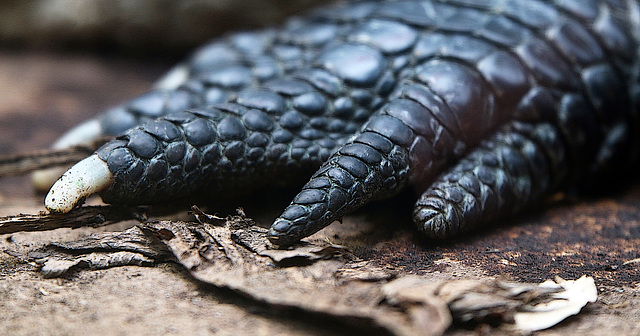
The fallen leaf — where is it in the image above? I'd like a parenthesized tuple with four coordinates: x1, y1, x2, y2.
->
(510, 275, 598, 331)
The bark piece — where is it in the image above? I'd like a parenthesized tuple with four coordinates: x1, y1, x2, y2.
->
(39, 251, 154, 278)
(29, 226, 168, 277)
(143, 219, 452, 336)
(0, 206, 144, 235)
(382, 275, 598, 332)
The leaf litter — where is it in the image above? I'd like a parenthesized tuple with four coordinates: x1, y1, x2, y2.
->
(26, 209, 598, 335)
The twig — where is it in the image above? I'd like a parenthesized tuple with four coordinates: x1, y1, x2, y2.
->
(0, 137, 112, 177)
(0, 206, 144, 235)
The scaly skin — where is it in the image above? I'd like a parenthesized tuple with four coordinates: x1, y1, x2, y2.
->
(46, 0, 640, 248)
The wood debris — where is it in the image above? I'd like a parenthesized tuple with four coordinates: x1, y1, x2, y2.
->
(0, 207, 602, 334)
(0, 206, 144, 235)
(0, 138, 109, 177)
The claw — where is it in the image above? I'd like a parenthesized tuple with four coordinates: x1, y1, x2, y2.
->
(32, 167, 68, 192)
(32, 119, 103, 192)
(153, 63, 189, 90)
(45, 155, 113, 213)
(50, 119, 103, 150)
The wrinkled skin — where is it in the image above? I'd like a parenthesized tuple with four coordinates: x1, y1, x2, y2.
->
(45, 0, 640, 247)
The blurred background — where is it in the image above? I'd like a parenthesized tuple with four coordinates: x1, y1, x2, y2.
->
(0, 0, 327, 196)
(0, 0, 327, 56)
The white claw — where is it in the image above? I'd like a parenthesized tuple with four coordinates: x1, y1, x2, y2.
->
(45, 155, 113, 213)
(153, 63, 190, 90)
(32, 119, 103, 192)
(51, 119, 102, 150)
(32, 167, 68, 193)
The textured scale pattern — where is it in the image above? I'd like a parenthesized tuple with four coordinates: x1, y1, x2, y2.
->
(57, 0, 640, 247)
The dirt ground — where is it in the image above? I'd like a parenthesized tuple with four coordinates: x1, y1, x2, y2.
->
(0, 50, 638, 335)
